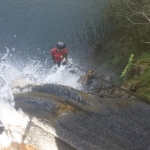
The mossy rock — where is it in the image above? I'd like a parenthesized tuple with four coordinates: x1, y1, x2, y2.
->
(123, 54, 150, 101)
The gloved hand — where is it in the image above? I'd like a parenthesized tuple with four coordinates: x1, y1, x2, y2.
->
(62, 58, 67, 65)
(62, 58, 66, 62)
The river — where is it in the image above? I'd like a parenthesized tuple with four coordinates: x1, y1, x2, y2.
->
(0, 0, 107, 149)
(0, 0, 107, 66)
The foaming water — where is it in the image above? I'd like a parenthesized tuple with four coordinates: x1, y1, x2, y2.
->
(0, 84, 29, 147)
(45, 59, 81, 89)
(0, 51, 81, 148)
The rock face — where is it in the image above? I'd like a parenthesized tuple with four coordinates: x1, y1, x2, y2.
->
(77, 70, 113, 93)
(126, 65, 145, 80)
(13, 83, 150, 150)
(122, 62, 150, 98)
(0, 121, 4, 134)
(3, 143, 37, 150)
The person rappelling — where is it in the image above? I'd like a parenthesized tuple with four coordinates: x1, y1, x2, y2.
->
(50, 41, 68, 67)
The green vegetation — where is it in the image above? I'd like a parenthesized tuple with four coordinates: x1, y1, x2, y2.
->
(92, 0, 150, 100)
(90, 1, 150, 78)
(105, 0, 150, 47)
(105, 0, 150, 55)
(121, 54, 134, 77)
(135, 52, 150, 65)
(121, 53, 150, 101)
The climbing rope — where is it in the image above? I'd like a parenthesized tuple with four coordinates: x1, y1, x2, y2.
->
(67, 61, 149, 103)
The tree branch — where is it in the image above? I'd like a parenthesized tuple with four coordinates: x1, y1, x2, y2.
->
(126, 2, 150, 24)
(126, 2, 150, 44)
(126, 12, 148, 24)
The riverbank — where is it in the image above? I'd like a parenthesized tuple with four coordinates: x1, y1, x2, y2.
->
(87, 0, 150, 102)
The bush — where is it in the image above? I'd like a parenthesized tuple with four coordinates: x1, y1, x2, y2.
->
(105, 0, 150, 52)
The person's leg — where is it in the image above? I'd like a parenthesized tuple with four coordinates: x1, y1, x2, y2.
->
(57, 61, 61, 67)
(62, 61, 67, 66)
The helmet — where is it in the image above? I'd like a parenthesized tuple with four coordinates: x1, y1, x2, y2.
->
(56, 42, 66, 49)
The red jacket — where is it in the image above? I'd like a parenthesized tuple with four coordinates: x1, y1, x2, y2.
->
(50, 48, 68, 62)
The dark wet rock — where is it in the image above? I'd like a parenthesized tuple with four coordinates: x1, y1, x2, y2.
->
(97, 85, 139, 99)
(0, 121, 4, 134)
(127, 65, 145, 80)
(30, 84, 93, 108)
(128, 83, 141, 92)
(13, 84, 150, 150)
(94, 42, 102, 50)
(78, 70, 113, 93)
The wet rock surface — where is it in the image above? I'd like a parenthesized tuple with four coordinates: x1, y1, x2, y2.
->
(77, 70, 113, 93)
(0, 121, 4, 135)
(13, 84, 150, 150)
(2, 143, 37, 150)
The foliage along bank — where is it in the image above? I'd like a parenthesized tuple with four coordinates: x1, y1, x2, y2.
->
(89, 0, 150, 100)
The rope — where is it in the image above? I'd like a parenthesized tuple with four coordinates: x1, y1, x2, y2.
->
(67, 61, 150, 103)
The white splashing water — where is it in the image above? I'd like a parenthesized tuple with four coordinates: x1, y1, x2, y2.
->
(0, 49, 82, 147)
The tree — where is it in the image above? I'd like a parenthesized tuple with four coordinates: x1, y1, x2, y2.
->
(126, 0, 150, 43)
(105, 0, 150, 50)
